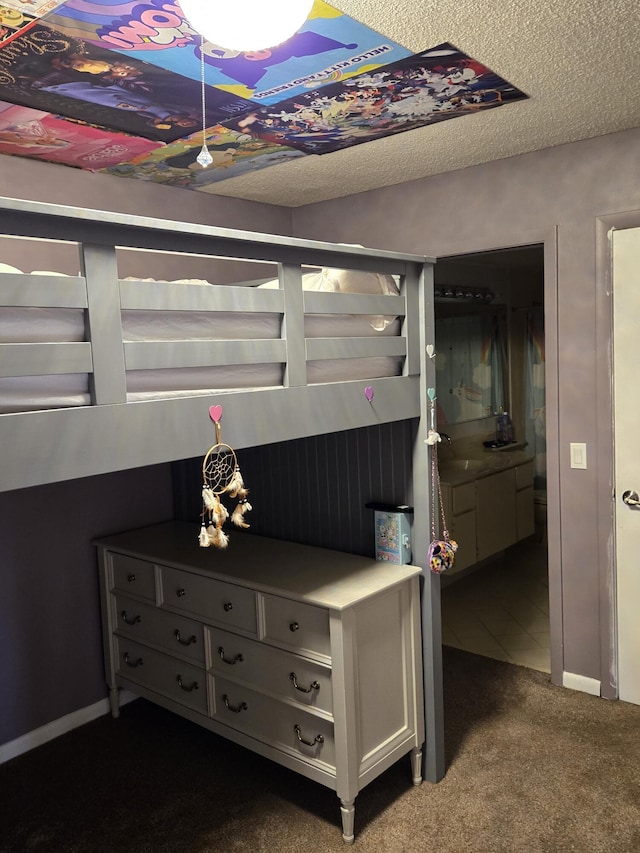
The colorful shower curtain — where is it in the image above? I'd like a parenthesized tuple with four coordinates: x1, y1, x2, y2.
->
(525, 308, 546, 488)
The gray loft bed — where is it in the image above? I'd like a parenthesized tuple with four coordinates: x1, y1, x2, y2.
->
(0, 195, 443, 781)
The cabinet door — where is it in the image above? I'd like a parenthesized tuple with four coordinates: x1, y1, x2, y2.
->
(517, 485, 535, 540)
(515, 460, 534, 490)
(476, 469, 517, 560)
(450, 510, 477, 573)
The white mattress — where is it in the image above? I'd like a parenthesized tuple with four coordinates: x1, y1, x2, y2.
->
(0, 269, 403, 413)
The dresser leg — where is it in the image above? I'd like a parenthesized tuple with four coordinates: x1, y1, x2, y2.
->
(411, 746, 423, 785)
(109, 686, 120, 719)
(339, 798, 355, 844)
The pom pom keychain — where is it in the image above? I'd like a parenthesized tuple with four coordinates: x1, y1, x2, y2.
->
(425, 388, 458, 573)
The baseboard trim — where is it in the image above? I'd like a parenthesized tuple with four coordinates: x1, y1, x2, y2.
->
(562, 671, 601, 696)
(0, 690, 138, 765)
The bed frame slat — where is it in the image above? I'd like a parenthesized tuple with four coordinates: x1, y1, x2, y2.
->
(305, 336, 407, 361)
(303, 291, 406, 316)
(123, 339, 286, 370)
(80, 244, 126, 405)
(0, 342, 92, 377)
(119, 280, 284, 313)
(0, 274, 87, 308)
(280, 263, 306, 388)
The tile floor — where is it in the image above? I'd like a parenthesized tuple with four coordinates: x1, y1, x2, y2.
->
(441, 538, 550, 673)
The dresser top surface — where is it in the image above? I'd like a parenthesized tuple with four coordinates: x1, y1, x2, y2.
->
(95, 521, 421, 609)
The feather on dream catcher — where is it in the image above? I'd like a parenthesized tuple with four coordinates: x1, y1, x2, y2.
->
(199, 405, 252, 549)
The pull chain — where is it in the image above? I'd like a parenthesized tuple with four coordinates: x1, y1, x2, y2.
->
(196, 35, 213, 168)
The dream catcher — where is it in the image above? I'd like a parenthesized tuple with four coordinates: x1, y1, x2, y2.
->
(199, 405, 252, 549)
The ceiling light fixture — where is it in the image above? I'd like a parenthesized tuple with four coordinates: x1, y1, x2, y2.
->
(181, 0, 314, 52)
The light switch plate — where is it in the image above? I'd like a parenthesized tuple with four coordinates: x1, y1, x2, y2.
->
(570, 442, 587, 469)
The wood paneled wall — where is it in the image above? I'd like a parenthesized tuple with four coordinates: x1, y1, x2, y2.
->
(173, 420, 418, 557)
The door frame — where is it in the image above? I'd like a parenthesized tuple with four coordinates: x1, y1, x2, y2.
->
(436, 225, 562, 685)
(595, 209, 640, 699)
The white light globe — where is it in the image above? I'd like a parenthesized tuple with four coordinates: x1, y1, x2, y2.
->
(181, 0, 315, 52)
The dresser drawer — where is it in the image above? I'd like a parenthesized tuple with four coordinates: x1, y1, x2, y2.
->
(211, 676, 335, 771)
(260, 594, 330, 659)
(111, 554, 155, 603)
(115, 638, 207, 714)
(114, 595, 205, 665)
(207, 626, 333, 714)
(159, 565, 257, 634)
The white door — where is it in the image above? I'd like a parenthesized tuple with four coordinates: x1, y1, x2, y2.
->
(613, 226, 640, 705)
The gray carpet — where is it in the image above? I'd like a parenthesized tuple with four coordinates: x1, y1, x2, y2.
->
(2, 647, 639, 852)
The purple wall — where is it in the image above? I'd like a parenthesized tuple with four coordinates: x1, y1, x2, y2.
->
(292, 127, 640, 693)
(0, 466, 174, 745)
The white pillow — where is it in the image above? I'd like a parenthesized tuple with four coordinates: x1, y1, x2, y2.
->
(317, 267, 399, 296)
(258, 268, 399, 330)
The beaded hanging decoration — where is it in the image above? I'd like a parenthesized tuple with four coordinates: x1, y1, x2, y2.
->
(199, 406, 251, 549)
(428, 443, 458, 573)
(424, 388, 458, 573)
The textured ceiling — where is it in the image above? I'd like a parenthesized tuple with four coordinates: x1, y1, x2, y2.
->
(210, 0, 640, 206)
(1, 1, 638, 208)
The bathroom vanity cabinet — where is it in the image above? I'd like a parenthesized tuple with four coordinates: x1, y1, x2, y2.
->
(440, 456, 535, 574)
(95, 521, 424, 844)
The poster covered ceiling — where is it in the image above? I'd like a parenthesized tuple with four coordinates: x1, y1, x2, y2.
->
(0, 0, 527, 192)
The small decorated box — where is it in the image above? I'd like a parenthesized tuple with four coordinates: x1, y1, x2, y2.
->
(366, 502, 414, 564)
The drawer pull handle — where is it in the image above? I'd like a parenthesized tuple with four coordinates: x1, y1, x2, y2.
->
(218, 646, 244, 665)
(176, 675, 199, 692)
(290, 672, 320, 693)
(120, 610, 141, 626)
(127, 574, 136, 583)
(222, 694, 248, 713)
(123, 652, 143, 668)
(289, 621, 300, 632)
(175, 630, 197, 646)
(223, 601, 233, 612)
(177, 588, 186, 598)
(294, 725, 324, 747)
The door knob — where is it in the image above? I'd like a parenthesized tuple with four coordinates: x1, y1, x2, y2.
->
(622, 490, 640, 507)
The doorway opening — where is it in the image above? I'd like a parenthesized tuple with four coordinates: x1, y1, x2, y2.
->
(434, 244, 550, 673)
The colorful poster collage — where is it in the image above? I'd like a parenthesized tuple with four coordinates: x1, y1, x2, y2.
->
(0, 23, 253, 141)
(0, 99, 161, 166)
(104, 124, 305, 189)
(44, 0, 413, 103)
(222, 44, 528, 155)
(0, 2, 528, 191)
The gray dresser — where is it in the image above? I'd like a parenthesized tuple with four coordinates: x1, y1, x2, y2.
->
(95, 521, 425, 843)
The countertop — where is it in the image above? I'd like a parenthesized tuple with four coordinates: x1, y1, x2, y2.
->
(438, 450, 534, 486)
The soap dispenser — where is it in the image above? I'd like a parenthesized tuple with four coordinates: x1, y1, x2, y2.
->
(503, 412, 514, 443)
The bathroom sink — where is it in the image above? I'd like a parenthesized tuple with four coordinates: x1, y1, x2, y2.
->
(440, 459, 486, 473)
